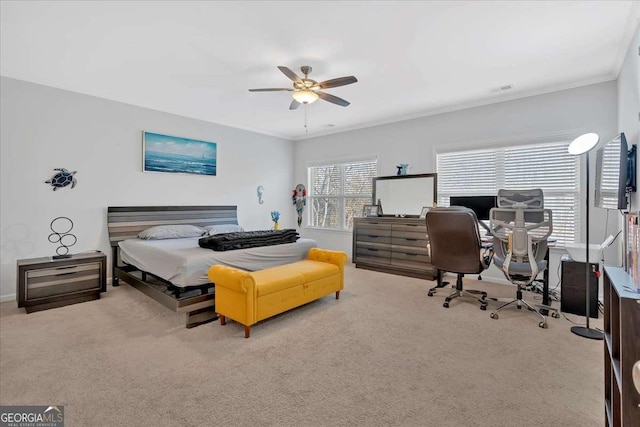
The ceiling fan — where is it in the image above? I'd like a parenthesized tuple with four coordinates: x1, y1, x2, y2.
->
(249, 66, 358, 110)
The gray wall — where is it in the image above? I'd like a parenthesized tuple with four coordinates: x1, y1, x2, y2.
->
(0, 77, 295, 300)
(294, 81, 619, 285)
(617, 22, 640, 209)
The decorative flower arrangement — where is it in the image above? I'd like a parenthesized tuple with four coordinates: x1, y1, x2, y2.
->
(271, 211, 280, 230)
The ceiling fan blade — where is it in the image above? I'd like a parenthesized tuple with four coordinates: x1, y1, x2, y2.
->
(318, 76, 358, 89)
(278, 66, 303, 84)
(317, 91, 350, 107)
(289, 99, 301, 110)
(248, 88, 294, 92)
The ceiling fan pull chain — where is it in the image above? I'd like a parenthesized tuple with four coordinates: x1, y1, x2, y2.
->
(304, 105, 308, 133)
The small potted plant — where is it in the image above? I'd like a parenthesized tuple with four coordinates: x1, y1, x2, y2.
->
(271, 211, 281, 230)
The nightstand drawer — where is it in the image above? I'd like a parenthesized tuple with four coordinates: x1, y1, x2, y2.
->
(26, 262, 102, 299)
(17, 253, 106, 311)
(27, 262, 100, 279)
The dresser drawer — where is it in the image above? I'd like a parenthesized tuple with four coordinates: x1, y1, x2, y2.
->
(355, 254, 392, 266)
(391, 237, 428, 247)
(356, 226, 392, 238)
(357, 234, 392, 244)
(355, 241, 392, 264)
(391, 223, 426, 233)
(391, 251, 430, 264)
(391, 257, 434, 271)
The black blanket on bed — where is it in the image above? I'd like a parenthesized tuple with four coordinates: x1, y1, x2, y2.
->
(198, 229, 300, 251)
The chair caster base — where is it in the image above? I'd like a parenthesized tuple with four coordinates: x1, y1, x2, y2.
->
(551, 312, 559, 319)
(490, 312, 499, 319)
(427, 292, 434, 297)
(443, 302, 449, 308)
(539, 321, 548, 329)
(480, 304, 487, 311)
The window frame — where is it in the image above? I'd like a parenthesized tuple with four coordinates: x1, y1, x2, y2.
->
(306, 156, 378, 231)
(435, 136, 581, 246)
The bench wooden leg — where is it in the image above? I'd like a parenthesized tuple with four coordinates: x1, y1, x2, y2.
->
(244, 325, 250, 339)
(336, 291, 340, 299)
(220, 315, 226, 325)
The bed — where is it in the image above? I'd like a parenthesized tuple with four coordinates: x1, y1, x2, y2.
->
(107, 205, 317, 328)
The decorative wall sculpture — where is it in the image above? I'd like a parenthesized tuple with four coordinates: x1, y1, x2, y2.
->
(45, 168, 77, 191)
(292, 184, 306, 227)
(257, 185, 265, 204)
(48, 216, 76, 259)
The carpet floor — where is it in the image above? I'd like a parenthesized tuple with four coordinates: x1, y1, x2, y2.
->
(0, 265, 603, 426)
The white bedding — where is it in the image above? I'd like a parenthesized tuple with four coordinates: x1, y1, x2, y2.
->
(119, 237, 317, 287)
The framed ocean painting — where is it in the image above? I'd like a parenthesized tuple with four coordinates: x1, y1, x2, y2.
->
(143, 131, 217, 176)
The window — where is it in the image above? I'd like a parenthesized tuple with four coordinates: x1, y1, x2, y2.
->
(437, 141, 579, 245)
(308, 157, 377, 230)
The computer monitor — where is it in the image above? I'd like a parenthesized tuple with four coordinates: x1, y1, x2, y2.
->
(449, 196, 497, 221)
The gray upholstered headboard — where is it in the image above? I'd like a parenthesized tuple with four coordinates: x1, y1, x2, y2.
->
(107, 205, 238, 247)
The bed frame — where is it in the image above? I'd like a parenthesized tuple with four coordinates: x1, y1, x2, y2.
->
(107, 205, 238, 328)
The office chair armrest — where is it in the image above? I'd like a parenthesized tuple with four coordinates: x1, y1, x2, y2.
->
(480, 245, 494, 269)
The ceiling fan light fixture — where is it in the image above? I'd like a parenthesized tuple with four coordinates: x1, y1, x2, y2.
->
(292, 90, 319, 104)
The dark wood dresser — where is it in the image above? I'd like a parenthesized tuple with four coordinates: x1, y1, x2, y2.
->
(17, 252, 107, 313)
(353, 217, 435, 280)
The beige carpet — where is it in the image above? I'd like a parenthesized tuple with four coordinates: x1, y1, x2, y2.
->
(0, 265, 603, 427)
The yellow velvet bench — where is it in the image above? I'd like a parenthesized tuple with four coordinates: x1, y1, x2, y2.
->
(207, 248, 347, 338)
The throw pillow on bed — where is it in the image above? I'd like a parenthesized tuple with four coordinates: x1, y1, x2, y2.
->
(138, 224, 206, 240)
(204, 224, 244, 235)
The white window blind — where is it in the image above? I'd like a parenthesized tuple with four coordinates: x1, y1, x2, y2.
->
(308, 157, 377, 230)
(596, 138, 623, 209)
(437, 141, 579, 245)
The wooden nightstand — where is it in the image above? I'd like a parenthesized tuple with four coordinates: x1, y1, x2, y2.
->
(17, 252, 107, 313)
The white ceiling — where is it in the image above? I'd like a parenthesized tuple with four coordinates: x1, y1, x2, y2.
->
(1, 1, 639, 141)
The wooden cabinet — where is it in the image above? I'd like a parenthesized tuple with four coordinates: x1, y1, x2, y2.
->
(603, 266, 640, 426)
(353, 217, 435, 280)
(17, 252, 106, 313)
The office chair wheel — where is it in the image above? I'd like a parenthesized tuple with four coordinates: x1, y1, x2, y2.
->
(427, 291, 434, 297)
(490, 312, 498, 319)
(517, 305, 522, 309)
(443, 302, 449, 308)
(551, 312, 559, 319)
(480, 304, 487, 311)
(538, 321, 548, 329)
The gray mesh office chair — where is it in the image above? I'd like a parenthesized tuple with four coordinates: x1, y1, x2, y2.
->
(426, 207, 494, 309)
(489, 189, 559, 328)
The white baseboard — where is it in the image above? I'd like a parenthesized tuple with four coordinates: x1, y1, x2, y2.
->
(0, 293, 16, 303)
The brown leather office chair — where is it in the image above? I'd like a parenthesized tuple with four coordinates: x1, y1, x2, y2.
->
(426, 207, 493, 309)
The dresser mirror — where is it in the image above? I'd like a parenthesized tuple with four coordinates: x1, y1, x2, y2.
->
(372, 173, 437, 217)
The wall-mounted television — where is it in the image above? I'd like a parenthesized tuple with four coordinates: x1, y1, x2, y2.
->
(595, 133, 636, 210)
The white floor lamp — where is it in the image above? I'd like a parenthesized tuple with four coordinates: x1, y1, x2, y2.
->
(568, 132, 604, 340)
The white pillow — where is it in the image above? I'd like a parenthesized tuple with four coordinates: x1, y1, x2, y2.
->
(204, 224, 244, 235)
(138, 225, 206, 240)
